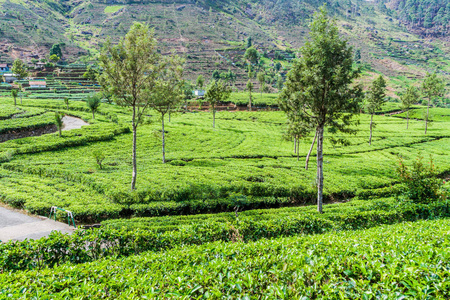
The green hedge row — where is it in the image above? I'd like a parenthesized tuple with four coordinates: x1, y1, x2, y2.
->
(1, 199, 449, 272)
(2, 218, 448, 298)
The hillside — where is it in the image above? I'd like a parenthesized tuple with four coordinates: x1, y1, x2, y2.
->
(1, 0, 450, 89)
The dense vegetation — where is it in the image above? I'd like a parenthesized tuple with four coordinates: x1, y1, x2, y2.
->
(394, 0, 450, 32)
(1, 218, 450, 298)
(0, 95, 448, 222)
(1, 3, 450, 297)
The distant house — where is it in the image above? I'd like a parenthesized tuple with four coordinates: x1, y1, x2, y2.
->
(29, 81, 47, 88)
(3, 73, 17, 83)
(193, 90, 206, 97)
(35, 62, 46, 69)
(0, 64, 10, 73)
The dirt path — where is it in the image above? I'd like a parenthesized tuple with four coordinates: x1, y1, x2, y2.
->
(62, 116, 89, 131)
(0, 206, 75, 242)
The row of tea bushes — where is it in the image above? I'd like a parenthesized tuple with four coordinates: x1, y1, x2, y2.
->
(1, 218, 449, 298)
(1, 198, 449, 272)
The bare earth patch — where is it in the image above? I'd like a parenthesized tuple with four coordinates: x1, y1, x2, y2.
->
(62, 116, 89, 131)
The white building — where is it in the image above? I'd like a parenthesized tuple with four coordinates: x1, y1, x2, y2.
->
(3, 73, 17, 83)
(193, 90, 205, 97)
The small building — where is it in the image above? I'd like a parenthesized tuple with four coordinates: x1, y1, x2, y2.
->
(3, 73, 17, 83)
(35, 62, 46, 69)
(29, 81, 47, 88)
(193, 90, 206, 97)
(0, 64, 10, 73)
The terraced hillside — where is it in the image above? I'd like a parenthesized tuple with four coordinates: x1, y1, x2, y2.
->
(1, 0, 450, 88)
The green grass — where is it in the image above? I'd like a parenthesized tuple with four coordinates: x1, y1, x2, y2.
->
(2, 218, 450, 298)
(104, 5, 123, 14)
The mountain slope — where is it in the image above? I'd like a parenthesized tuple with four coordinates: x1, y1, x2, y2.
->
(1, 0, 449, 90)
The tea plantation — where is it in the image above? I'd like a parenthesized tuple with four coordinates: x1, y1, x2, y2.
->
(0, 96, 449, 298)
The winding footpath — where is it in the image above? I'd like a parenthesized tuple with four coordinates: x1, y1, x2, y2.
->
(0, 116, 87, 242)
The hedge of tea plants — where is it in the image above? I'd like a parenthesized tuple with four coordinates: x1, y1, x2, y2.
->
(1, 197, 450, 272)
(1, 218, 450, 298)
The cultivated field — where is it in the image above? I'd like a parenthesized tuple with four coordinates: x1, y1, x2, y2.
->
(0, 97, 448, 223)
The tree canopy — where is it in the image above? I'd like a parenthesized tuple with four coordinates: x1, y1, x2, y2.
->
(279, 6, 363, 213)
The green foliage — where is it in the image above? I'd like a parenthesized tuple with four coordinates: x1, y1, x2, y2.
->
(0, 112, 56, 135)
(98, 22, 167, 190)
(246, 36, 252, 48)
(93, 149, 106, 169)
(204, 79, 231, 127)
(11, 59, 28, 80)
(396, 0, 450, 31)
(49, 44, 62, 58)
(49, 54, 59, 62)
(11, 89, 18, 106)
(2, 199, 450, 276)
(400, 86, 420, 128)
(279, 6, 363, 212)
(244, 47, 259, 65)
(82, 66, 99, 82)
(366, 75, 387, 114)
(64, 97, 69, 110)
(422, 72, 445, 104)
(54, 112, 63, 137)
(397, 155, 446, 203)
(196, 74, 204, 89)
(86, 94, 101, 119)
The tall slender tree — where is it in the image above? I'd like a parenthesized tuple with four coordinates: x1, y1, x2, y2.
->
(246, 79, 253, 111)
(366, 75, 387, 145)
(11, 89, 18, 106)
(196, 75, 204, 89)
(149, 55, 185, 163)
(55, 112, 64, 137)
(204, 80, 231, 128)
(401, 86, 420, 129)
(421, 72, 445, 134)
(99, 23, 166, 191)
(257, 72, 266, 98)
(279, 7, 362, 213)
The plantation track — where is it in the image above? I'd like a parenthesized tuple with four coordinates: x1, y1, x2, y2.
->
(0, 205, 74, 242)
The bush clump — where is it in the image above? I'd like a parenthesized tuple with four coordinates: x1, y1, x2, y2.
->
(397, 155, 447, 203)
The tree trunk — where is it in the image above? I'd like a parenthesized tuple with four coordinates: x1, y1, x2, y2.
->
(297, 138, 300, 161)
(213, 108, 216, 128)
(20, 96, 22, 105)
(131, 106, 137, 191)
(14, 97, 16, 106)
(59, 127, 61, 137)
(369, 113, 373, 145)
(162, 114, 166, 164)
(306, 131, 317, 170)
(92, 111, 95, 120)
(294, 137, 297, 154)
(316, 126, 324, 214)
(406, 109, 409, 129)
(169, 112, 171, 122)
(425, 97, 430, 134)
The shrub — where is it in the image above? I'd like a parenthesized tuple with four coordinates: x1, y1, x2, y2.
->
(396, 155, 446, 203)
(92, 149, 106, 169)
